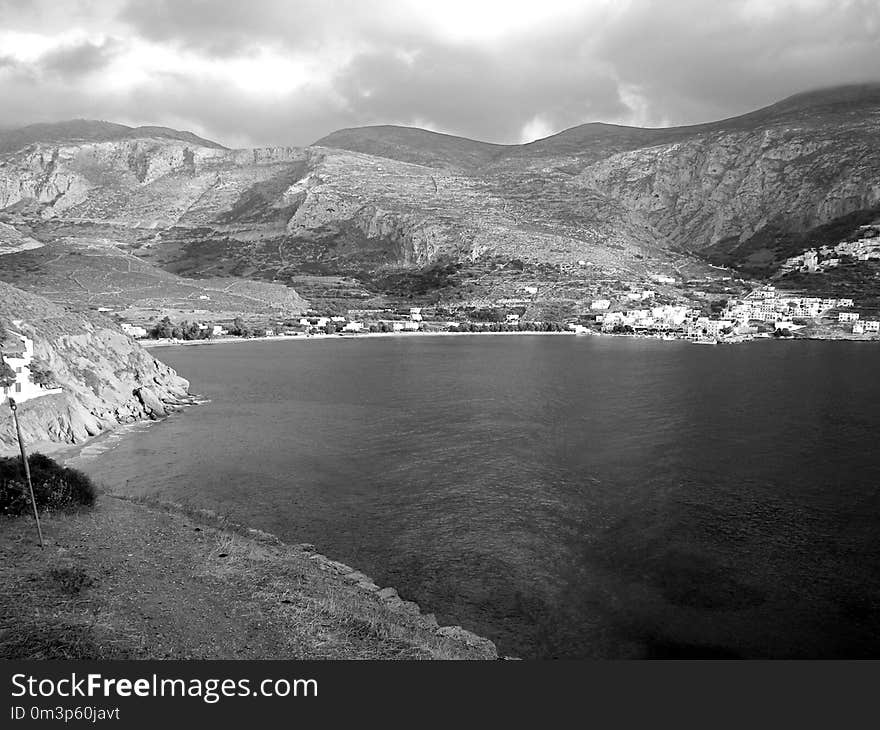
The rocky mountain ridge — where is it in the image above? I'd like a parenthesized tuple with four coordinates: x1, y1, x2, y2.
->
(0, 84, 878, 310)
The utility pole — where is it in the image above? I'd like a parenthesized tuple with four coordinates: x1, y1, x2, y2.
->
(8, 397, 44, 549)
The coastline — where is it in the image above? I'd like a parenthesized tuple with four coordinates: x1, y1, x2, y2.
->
(7, 403, 502, 661)
(141, 330, 579, 349)
(0, 490, 500, 659)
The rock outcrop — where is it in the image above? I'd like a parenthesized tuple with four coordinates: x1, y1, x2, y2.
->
(0, 281, 191, 451)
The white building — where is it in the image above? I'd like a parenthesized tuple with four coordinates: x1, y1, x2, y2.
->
(590, 299, 611, 311)
(342, 321, 364, 332)
(839, 312, 860, 323)
(803, 249, 819, 272)
(212, 325, 227, 336)
(1, 331, 63, 404)
(863, 320, 880, 333)
(506, 314, 520, 323)
(120, 323, 148, 338)
(652, 274, 676, 284)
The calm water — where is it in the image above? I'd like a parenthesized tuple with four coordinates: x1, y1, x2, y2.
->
(71, 335, 880, 658)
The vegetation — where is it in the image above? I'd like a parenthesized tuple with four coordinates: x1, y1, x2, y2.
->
(0, 359, 14, 389)
(149, 316, 212, 341)
(0, 454, 96, 516)
(27, 358, 56, 388)
(363, 258, 462, 298)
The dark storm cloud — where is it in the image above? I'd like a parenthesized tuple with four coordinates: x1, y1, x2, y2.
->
(37, 38, 123, 79)
(594, 0, 880, 125)
(329, 37, 628, 143)
(118, 0, 381, 55)
(0, 0, 879, 147)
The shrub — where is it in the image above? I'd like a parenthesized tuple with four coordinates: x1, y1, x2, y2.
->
(0, 454, 96, 516)
(0, 359, 14, 389)
(27, 359, 57, 388)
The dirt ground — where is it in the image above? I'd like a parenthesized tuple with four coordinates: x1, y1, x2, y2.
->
(0, 495, 497, 660)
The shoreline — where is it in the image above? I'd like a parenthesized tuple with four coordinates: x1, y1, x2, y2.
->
(141, 330, 578, 348)
(141, 328, 880, 350)
(0, 491, 500, 660)
(41, 407, 504, 660)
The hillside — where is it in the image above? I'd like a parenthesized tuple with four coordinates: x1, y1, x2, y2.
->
(0, 281, 191, 451)
(0, 119, 227, 155)
(0, 235, 307, 325)
(1, 85, 878, 316)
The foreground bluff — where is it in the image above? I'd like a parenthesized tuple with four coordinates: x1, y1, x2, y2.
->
(0, 281, 190, 451)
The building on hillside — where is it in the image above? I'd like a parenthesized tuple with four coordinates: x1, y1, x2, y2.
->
(853, 322, 865, 334)
(120, 323, 148, 339)
(863, 320, 880, 333)
(839, 312, 860, 323)
(803, 249, 819, 272)
(590, 299, 611, 311)
(1, 331, 63, 404)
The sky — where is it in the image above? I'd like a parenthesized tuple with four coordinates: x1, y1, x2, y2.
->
(0, 0, 878, 147)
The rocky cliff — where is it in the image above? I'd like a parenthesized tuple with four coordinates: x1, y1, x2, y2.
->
(317, 83, 880, 261)
(0, 281, 191, 452)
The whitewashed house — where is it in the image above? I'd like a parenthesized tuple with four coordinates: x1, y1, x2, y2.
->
(839, 312, 860, 323)
(1, 331, 63, 404)
(120, 323, 148, 338)
(590, 299, 611, 311)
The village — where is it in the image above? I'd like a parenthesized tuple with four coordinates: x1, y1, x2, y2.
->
(106, 273, 879, 346)
(779, 225, 880, 275)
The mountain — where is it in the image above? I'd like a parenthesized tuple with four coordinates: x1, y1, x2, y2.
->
(0, 281, 191, 452)
(0, 119, 227, 156)
(316, 83, 880, 251)
(1, 84, 879, 316)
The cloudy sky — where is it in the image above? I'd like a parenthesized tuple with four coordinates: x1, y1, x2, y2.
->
(0, 0, 878, 147)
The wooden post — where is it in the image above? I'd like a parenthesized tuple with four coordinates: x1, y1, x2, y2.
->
(8, 397, 44, 549)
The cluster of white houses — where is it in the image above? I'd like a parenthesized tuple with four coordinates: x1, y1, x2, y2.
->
(298, 307, 425, 334)
(780, 230, 880, 274)
(723, 287, 854, 322)
(838, 311, 880, 333)
(1, 326, 63, 404)
(592, 285, 872, 340)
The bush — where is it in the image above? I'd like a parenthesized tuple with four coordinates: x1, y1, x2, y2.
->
(0, 454, 96, 516)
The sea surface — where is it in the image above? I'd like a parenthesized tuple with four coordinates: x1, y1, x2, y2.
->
(71, 335, 880, 658)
